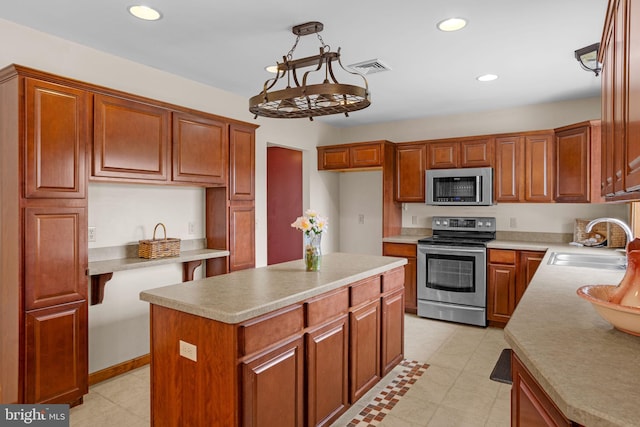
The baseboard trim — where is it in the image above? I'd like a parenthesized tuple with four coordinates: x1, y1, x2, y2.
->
(89, 353, 150, 386)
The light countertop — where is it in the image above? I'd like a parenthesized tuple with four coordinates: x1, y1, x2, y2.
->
(139, 252, 407, 324)
(504, 244, 639, 427)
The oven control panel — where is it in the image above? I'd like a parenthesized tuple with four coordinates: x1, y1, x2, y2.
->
(432, 216, 496, 232)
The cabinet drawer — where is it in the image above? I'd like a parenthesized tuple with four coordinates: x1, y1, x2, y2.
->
(382, 242, 416, 258)
(239, 305, 304, 356)
(382, 267, 405, 293)
(489, 249, 517, 265)
(350, 276, 381, 307)
(306, 288, 349, 327)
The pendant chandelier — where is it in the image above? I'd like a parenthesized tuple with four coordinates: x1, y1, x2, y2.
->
(249, 21, 371, 120)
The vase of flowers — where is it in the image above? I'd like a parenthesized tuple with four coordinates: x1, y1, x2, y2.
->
(291, 209, 328, 271)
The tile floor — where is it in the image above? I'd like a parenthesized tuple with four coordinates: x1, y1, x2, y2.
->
(70, 315, 511, 427)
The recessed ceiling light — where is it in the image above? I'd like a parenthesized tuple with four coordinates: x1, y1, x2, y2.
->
(128, 5, 162, 21)
(477, 74, 498, 82)
(437, 18, 467, 32)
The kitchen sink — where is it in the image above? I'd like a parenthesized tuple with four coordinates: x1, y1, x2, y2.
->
(547, 252, 627, 270)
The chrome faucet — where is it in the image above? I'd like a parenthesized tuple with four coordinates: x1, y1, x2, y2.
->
(586, 218, 635, 248)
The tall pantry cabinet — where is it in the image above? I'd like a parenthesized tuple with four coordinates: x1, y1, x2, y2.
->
(0, 67, 88, 405)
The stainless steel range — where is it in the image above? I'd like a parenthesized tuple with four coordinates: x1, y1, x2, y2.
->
(417, 216, 496, 327)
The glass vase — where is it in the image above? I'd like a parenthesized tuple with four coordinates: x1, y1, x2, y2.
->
(304, 233, 322, 271)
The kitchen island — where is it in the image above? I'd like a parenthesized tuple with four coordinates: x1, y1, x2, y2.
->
(504, 245, 640, 427)
(140, 252, 407, 427)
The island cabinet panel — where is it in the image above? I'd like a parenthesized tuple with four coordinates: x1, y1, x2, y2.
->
(381, 287, 404, 376)
(24, 78, 88, 199)
(172, 112, 228, 185)
(92, 93, 170, 182)
(382, 243, 417, 314)
(395, 143, 427, 202)
(305, 316, 349, 427)
(511, 353, 576, 427)
(239, 305, 304, 356)
(349, 299, 381, 402)
(24, 301, 87, 404)
(241, 337, 305, 427)
(554, 121, 603, 203)
(24, 206, 88, 310)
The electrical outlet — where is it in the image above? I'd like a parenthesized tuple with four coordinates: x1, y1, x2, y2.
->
(358, 214, 365, 224)
(510, 217, 517, 228)
(179, 340, 197, 362)
(188, 221, 195, 235)
(411, 215, 418, 225)
(88, 227, 96, 242)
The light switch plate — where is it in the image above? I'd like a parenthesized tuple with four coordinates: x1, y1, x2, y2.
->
(179, 340, 197, 362)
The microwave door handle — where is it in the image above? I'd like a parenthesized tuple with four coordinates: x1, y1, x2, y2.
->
(476, 176, 481, 203)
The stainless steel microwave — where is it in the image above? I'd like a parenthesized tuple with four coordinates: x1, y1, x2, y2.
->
(426, 167, 494, 206)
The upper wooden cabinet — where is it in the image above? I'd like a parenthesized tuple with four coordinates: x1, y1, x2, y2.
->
(395, 143, 427, 202)
(229, 124, 256, 200)
(24, 78, 88, 199)
(93, 94, 170, 182)
(172, 112, 228, 185)
(318, 141, 389, 171)
(494, 132, 553, 202)
(427, 138, 494, 169)
(600, 0, 640, 200)
(554, 121, 603, 203)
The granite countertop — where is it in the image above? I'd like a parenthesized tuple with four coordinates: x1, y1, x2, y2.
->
(140, 252, 407, 324)
(504, 244, 639, 427)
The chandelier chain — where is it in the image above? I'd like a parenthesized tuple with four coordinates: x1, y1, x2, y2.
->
(316, 33, 330, 52)
(286, 35, 301, 61)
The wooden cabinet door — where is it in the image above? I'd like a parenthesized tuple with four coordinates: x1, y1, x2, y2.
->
(318, 147, 350, 170)
(602, 25, 615, 197)
(524, 134, 554, 202)
(306, 316, 349, 427)
(460, 138, 494, 168)
(349, 299, 381, 402)
(242, 337, 304, 427)
(24, 78, 88, 199)
(626, 0, 640, 192)
(517, 251, 544, 307)
(428, 141, 458, 169)
(613, 0, 627, 194)
(93, 94, 170, 181)
(511, 353, 573, 427)
(381, 288, 404, 376)
(395, 144, 427, 202)
(229, 124, 255, 200)
(172, 112, 227, 185)
(382, 243, 417, 313)
(229, 204, 255, 271)
(487, 262, 516, 325)
(24, 206, 87, 310)
(350, 143, 382, 168)
(495, 136, 523, 202)
(555, 126, 590, 202)
(25, 301, 88, 404)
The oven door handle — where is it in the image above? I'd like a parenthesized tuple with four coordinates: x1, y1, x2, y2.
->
(420, 245, 486, 254)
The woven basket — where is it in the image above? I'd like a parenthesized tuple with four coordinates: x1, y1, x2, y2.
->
(138, 223, 180, 259)
(574, 219, 626, 248)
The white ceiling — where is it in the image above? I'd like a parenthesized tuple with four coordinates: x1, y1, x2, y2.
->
(0, 0, 607, 128)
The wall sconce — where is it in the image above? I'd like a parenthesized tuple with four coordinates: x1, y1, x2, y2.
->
(574, 43, 601, 76)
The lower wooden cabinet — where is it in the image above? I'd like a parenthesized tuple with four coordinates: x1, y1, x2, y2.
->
(241, 337, 305, 427)
(488, 249, 544, 327)
(381, 287, 404, 376)
(511, 352, 577, 427)
(382, 242, 417, 314)
(25, 301, 88, 404)
(349, 299, 381, 402)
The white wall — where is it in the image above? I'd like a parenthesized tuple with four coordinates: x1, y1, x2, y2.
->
(0, 18, 341, 372)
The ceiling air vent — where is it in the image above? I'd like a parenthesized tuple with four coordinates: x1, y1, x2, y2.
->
(347, 58, 392, 75)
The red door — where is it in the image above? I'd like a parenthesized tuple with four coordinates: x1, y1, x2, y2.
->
(267, 147, 303, 265)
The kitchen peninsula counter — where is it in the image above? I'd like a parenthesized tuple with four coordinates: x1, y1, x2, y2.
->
(140, 252, 407, 427)
(505, 244, 640, 427)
